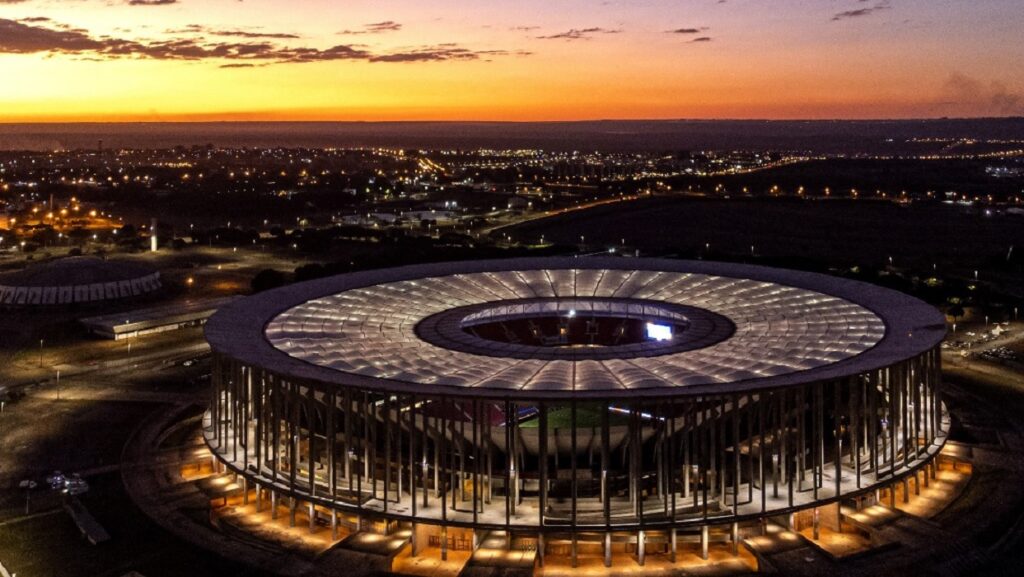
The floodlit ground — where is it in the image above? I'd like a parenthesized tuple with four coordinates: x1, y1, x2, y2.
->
(392, 545, 472, 577)
(891, 463, 972, 519)
(536, 544, 757, 576)
(213, 491, 341, 556)
(798, 526, 872, 560)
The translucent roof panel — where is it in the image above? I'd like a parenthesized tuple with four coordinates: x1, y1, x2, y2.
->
(264, 268, 889, 393)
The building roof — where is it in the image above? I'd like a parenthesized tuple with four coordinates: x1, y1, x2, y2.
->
(0, 256, 155, 287)
(81, 296, 241, 335)
(206, 258, 946, 400)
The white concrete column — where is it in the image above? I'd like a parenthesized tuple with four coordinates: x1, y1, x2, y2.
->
(701, 525, 709, 560)
(637, 530, 645, 566)
(604, 532, 612, 567)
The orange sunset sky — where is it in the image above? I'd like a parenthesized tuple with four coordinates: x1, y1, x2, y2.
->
(0, 0, 1021, 122)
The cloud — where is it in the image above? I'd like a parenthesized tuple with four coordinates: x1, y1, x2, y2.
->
(338, 21, 402, 35)
(536, 27, 621, 40)
(0, 18, 109, 53)
(370, 46, 498, 62)
(666, 27, 708, 34)
(167, 24, 300, 39)
(832, 1, 891, 21)
(944, 72, 1023, 116)
(366, 21, 401, 32)
(0, 17, 521, 65)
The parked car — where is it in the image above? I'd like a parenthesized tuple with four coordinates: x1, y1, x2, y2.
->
(46, 471, 66, 490)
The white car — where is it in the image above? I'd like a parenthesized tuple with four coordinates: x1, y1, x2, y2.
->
(63, 474, 89, 496)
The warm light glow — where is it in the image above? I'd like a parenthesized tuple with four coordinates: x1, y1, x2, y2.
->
(0, 1, 1021, 121)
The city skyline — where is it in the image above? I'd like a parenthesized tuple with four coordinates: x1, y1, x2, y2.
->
(1, 0, 1022, 122)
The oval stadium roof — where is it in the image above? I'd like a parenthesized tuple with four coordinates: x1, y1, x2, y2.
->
(206, 257, 946, 400)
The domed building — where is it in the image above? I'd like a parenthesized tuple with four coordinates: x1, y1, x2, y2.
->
(0, 256, 161, 307)
(204, 257, 948, 568)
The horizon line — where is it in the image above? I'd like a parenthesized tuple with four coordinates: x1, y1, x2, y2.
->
(1, 116, 1023, 127)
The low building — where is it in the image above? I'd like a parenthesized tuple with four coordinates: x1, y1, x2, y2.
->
(80, 296, 240, 340)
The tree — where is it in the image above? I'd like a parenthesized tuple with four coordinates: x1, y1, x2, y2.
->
(294, 263, 326, 283)
(947, 303, 965, 323)
(251, 269, 286, 293)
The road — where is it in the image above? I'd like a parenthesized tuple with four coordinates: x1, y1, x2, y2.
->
(480, 192, 656, 237)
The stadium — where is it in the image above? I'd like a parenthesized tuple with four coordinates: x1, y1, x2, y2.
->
(0, 256, 160, 307)
(203, 257, 948, 568)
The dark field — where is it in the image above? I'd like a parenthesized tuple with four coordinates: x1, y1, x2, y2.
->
(0, 374, 269, 577)
(508, 196, 1024, 296)
(665, 157, 1024, 199)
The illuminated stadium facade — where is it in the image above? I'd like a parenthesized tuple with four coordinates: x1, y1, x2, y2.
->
(204, 258, 948, 566)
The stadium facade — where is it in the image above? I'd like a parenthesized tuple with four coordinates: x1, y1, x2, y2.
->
(0, 256, 160, 307)
(204, 258, 947, 566)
